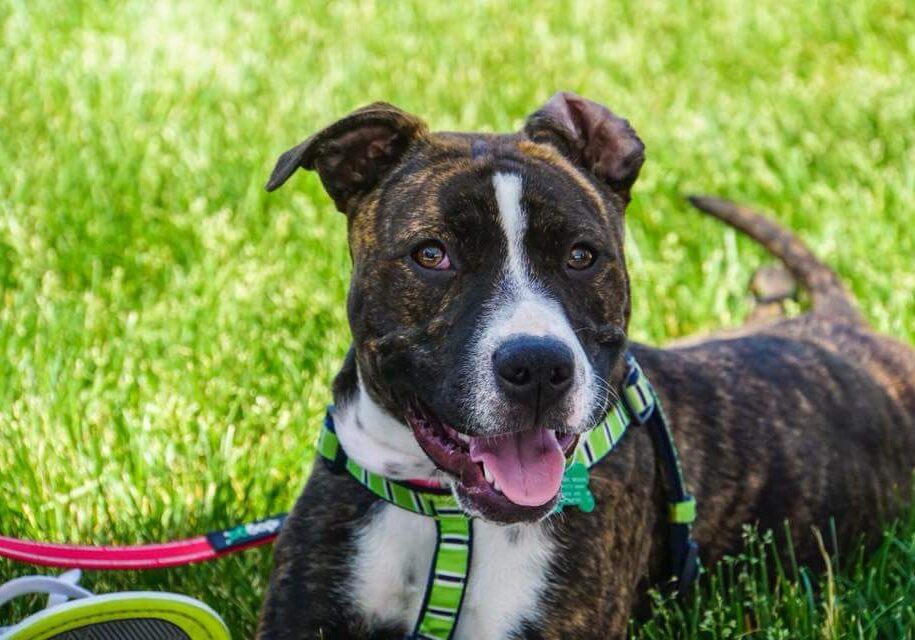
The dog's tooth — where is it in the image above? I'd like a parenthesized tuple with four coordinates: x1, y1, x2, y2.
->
(483, 464, 494, 484)
(493, 480, 502, 493)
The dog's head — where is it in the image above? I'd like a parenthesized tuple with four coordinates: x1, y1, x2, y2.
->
(268, 93, 644, 523)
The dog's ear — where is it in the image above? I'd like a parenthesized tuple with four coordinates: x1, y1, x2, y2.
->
(524, 92, 644, 200)
(266, 103, 427, 214)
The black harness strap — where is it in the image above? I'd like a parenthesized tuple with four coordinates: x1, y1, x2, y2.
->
(623, 354, 701, 594)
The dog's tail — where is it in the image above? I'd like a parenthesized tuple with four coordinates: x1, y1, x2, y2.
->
(687, 195, 862, 323)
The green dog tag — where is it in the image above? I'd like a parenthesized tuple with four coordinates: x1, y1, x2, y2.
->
(555, 462, 595, 513)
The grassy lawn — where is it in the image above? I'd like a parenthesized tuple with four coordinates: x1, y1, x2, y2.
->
(2, 1, 914, 637)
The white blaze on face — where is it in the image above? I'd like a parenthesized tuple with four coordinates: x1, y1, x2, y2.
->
(463, 172, 596, 433)
(493, 173, 528, 287)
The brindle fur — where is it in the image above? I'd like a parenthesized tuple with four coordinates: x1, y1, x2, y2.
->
(257, 95, 915, 639)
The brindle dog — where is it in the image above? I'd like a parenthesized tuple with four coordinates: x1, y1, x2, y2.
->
(256, 93, 915, 639)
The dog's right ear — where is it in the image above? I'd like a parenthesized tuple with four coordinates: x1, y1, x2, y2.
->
(265, 103, 427, 214)
(524, 92, 644, 202)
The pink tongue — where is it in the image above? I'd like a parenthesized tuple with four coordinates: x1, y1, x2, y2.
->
(469, 428, 565, 507)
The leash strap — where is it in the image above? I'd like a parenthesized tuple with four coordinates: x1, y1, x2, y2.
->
(319, 353, 700, 639)
(0, 515, 285, 571)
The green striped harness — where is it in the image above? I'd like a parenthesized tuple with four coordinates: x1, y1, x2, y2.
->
(316, 354, 699, 640)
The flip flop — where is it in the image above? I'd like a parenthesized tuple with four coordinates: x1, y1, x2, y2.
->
(0, 570, 230, 640)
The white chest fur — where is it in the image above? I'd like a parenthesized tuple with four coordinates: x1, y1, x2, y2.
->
(349, 503, 555, 639)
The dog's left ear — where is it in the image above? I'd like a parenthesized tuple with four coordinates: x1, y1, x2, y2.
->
(524, 92, 645, 201)
(265, 103, 427, 214)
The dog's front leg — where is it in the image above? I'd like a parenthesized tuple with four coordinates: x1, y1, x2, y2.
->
(256, 467, 388, 640)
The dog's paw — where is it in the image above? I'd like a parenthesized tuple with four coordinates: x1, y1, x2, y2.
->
(750, 265, 797, 304)
(747, 264, 797, 323)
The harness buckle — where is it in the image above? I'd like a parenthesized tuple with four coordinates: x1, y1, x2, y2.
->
(666, 522, 702, 597)
(675, 538, 701, 595)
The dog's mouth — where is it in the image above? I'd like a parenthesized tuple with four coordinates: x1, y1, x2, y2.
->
(407, 406, 579, 523)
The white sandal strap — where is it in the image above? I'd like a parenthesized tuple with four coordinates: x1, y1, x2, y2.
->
(0, 570, 93, 611)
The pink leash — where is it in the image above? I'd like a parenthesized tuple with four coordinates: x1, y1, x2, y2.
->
(0, 514, 287, 571)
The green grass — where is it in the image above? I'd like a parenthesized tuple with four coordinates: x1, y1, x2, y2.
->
(1, 0, 914, 637)
(633, 515, 915, 639)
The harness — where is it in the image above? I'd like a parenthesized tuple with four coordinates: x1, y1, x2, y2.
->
(317, 353, 700, 640)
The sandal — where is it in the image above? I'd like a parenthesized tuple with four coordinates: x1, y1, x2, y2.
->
(0, 570, 230, 639)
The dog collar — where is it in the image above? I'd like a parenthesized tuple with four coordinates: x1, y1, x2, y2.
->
(317, 353, 699, 640)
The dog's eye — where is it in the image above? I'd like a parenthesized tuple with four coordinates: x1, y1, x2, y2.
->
(567, 244, 596, 270)
(412, 241, 451, 270)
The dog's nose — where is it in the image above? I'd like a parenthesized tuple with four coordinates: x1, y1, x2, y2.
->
(493, 336, 575, 410)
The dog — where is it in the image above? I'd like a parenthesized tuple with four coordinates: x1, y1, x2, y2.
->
(256, 93, 915, 639)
